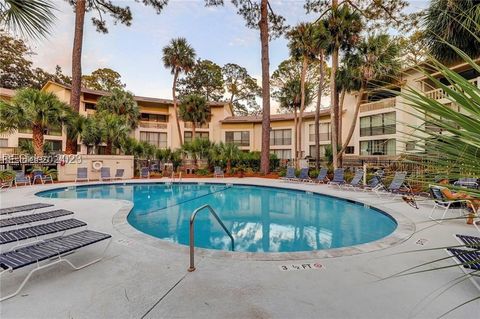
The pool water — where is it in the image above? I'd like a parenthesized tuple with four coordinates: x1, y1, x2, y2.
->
(38, 183, 397, 253)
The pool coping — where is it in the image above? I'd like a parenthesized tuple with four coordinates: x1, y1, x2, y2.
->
(36, 179, 416, 261)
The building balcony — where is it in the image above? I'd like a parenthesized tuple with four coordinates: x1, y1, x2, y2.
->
(184, 122, 209, 129)
(424, 76, 479, 100)
(139, 121, 168, 129)
(360, 97, 396, 113)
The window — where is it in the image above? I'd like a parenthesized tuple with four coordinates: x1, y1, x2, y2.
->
(309, 123, 331, 142)
(184, 131, 209, 143)
(141, 113, 167, 122)
(360, 139, 396, 156)
(345, 146, 354, 154)
(0, 139, 7, 147)
(225, 131, 249, 146)
(45, 140, 62, 152)
(309, 145, 327, 159)
(270, 129, 291, 145)
(140, 131, 167, 148)
(360, 112, 396, 137)
(85, 103, 96, 110)
(271, 149, 292, 160)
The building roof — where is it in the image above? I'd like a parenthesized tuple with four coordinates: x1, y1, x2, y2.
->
(42, 81, 227, 107)
(221, 109, 331, 123)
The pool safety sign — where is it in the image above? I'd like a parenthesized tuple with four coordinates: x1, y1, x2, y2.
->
(278, 263, 324, 271)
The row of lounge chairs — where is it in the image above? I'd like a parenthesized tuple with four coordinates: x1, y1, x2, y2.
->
(0, 203, 111, 301)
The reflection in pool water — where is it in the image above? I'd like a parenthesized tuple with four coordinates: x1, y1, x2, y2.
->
(38, 183, 397, 253)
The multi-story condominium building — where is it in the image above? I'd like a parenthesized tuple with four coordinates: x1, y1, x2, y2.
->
(1, 59, 478, 161)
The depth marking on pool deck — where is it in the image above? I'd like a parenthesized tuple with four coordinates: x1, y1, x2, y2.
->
(278, 263, 324, 271)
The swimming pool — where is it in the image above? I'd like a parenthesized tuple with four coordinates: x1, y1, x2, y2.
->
(38, 183, 397, 253)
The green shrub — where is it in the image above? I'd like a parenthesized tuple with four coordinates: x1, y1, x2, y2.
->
(195, 168, 210, 176)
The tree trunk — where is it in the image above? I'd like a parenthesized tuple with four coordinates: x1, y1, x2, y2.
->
(227, 159, 231, 173)
(337, 89, 346, 167)
(338, 86, 365, 157)
(298, 56, 308, 167)
(172, 69, 183, 146)
(65, 138, 77, 154)
(330, 0, 339, 169)
(32, 125, 44, 156)
(294, 105, 298, 168)
(259, 0, 271, 174)
(315, 52, 325, 169)
(105, 141, 112, 155)
(229, 93, 235, 116)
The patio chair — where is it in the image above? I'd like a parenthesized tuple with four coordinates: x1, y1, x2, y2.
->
(0, 203, 54, 216)
(428, 185, 471, 223)
(454, 177, 479, 189)
(214, 166, 224, 178)
(32, 170, 53, 185)
(140, 167, 150, 179)
(0, 230, 112, 301)
(294, 168, 312, 183)
(0, 179, 13, 190)
(314, 168, 329, 184)
(0, 209, 73, 228)
(100, 167, 112, 181)
(14, 172, 31, 187)
(374, 171, 409, 197)
(445, 248, 480, 291)
(114, 169, 124, 180)
(327, 168, 345, 187)
(75, 167, 89, 182)
(342, 169, 364, 191)
(280, 167, 297, 182)
(455, 234, 480, 249)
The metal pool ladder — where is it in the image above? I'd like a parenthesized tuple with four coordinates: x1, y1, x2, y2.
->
(188, 204, 234, 272)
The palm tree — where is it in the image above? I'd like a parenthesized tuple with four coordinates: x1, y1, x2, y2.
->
(178, 94, 210, 139)
(0, 0, 56, 39)
(0, 88, 68, 156)
(287, 22, 317, 167)
(162, 38, 196, 146)
(215, 142, 241, 173)
(337, 34, 400, 157)
(424, 0, 480, 63)
(95, 112, 130, 155)
(81, 117, 103, 154)
(96, 88, 140, 129)
(325, 4, 362, 168)
(63, 108, 87, 154)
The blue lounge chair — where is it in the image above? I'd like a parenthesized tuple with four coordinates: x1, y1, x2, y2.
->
(428, 185, 472, 223)
(359, 173, 384, 192)
(342, 169, 364, 191)
(280, 167, 296, 182)
(75, 167, 89, 182)
(32, 170, 53, 185)
(314, 168, 329, 184)
(100, 167, 112, 181)
(375, 171, 409, 197)
(327, 168, 345, 187)
(456, 234, 480, 249)
(294, 168, 312, 183)
(214, 166, 224, 178)
(114, 169, 124, 180)
(14, 172, 31, 187)
(0, 203, 54, 216)
(140, 167, 150, 179)
(0, 209, 73, 228)
(446, 248, 480, 291)
(454, 177, 479, 189)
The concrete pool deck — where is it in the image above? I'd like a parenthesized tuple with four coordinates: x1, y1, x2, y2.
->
(1, 178, 479, 318)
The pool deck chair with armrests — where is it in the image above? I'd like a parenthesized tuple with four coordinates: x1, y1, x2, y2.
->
(14, 172, 31, 187)
(428, 186, 472, 223)
(280, 167, 296, 182)
(0, 230, 112, 301)
(114, 169, 124, 180)
(445, 248, 480, 291)
(100, 167, 112, 181)
(32, 170, 53, 185)
(294, 168, 312, 183)
(140, 167, 150, 179)
(314, 168, 329, 184)
(0, 219, 87, 245)
(360, 175, 384, 192)
(327, 168, 345, 187)
(0, 203, 54, 216)
(374, 171, 409, 197)
(0, 209, 73, 228)
(214, 166, 224, 178)
(456, 234, 480, 249)
(454, 178, 479, 189)
(342, 169, 364, 191)
(75, 168, 89, 182)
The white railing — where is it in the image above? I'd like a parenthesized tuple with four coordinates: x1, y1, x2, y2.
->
(424, 76, 480, 100)
(139, 121, 168, 129)
(360, 97, 396, 113)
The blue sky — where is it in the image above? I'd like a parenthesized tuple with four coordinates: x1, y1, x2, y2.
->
(31, 0, 429, 110)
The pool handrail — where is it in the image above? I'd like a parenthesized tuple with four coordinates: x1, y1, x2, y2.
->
(188, 204, 234, 272)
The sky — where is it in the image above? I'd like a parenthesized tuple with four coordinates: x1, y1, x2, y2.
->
(30, 0, 430, 112)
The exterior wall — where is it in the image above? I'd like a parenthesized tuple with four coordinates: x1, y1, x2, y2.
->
(57, 155, 134, 181)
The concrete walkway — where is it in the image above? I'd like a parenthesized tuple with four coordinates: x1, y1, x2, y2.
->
(1, 178, 479, 319)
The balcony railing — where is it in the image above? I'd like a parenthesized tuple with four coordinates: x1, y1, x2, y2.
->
(424, 76, 480, 100)
(184, 122, 209, 129)
(139, 121, 168, 129)
(360, 97, 396, 113)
